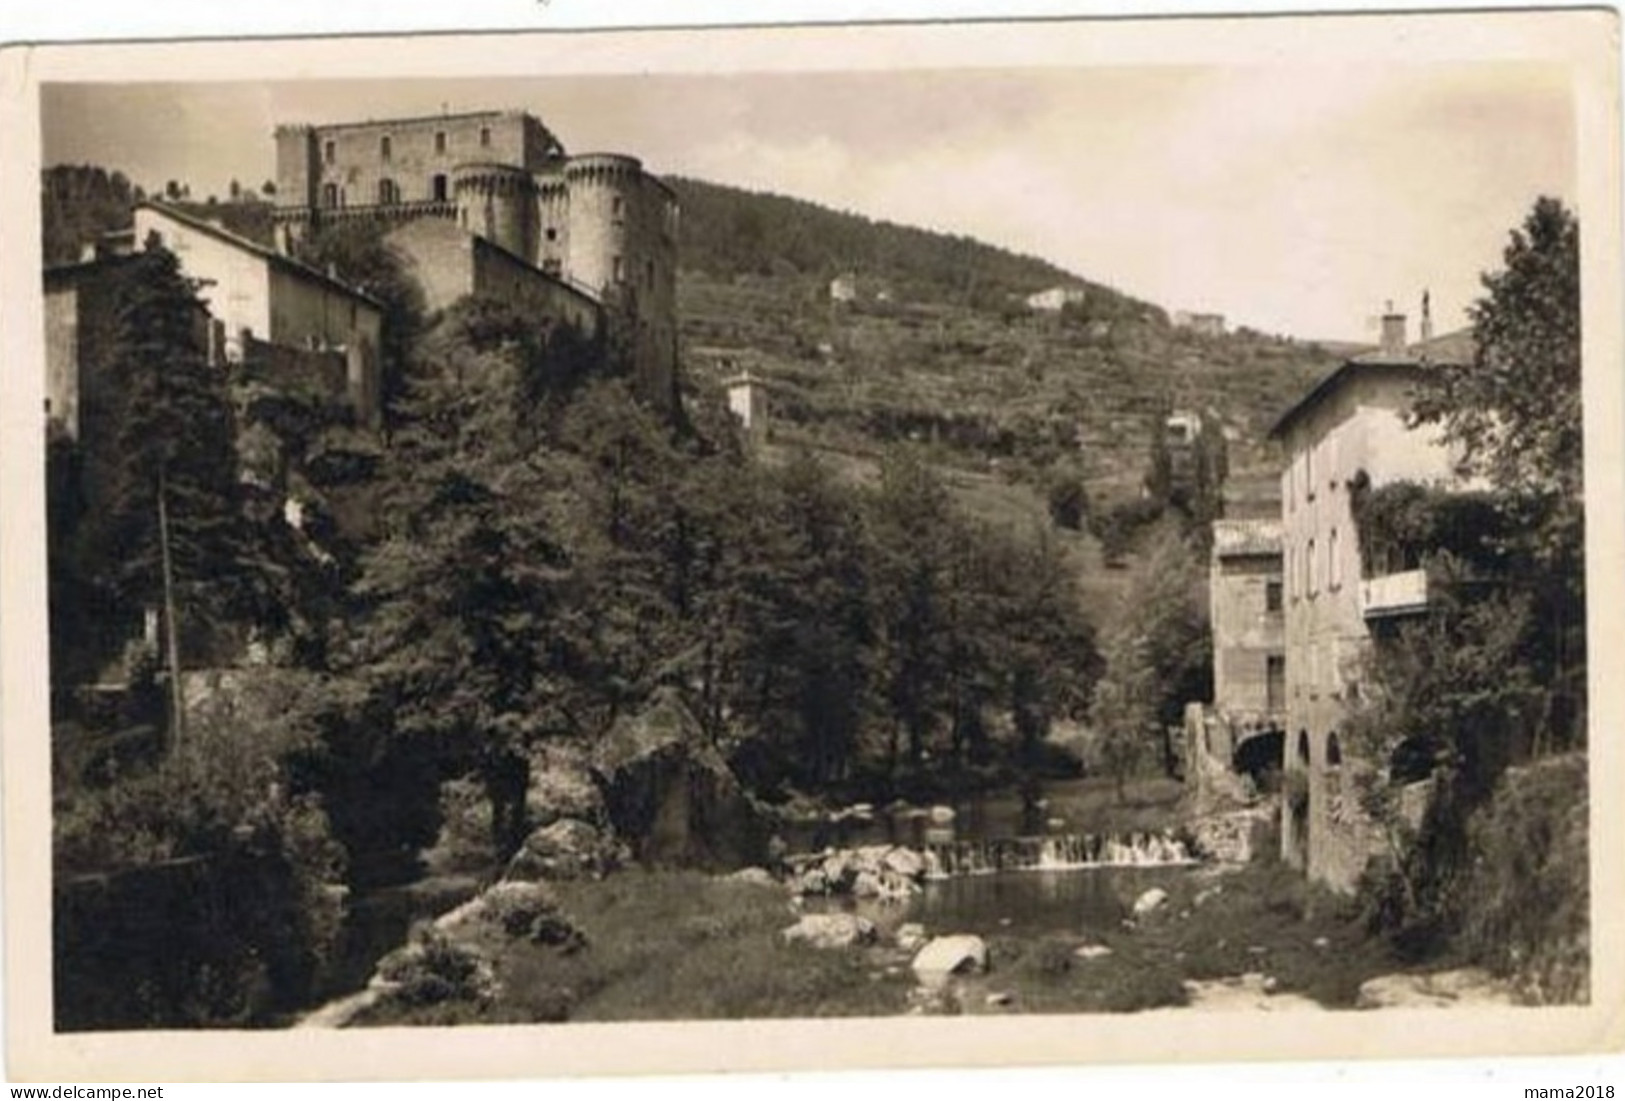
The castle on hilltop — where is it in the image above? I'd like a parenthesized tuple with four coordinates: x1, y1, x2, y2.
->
(270, 109, 679, 411)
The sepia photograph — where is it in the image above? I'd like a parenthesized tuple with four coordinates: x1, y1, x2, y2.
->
(1, 5, 1621, 1084)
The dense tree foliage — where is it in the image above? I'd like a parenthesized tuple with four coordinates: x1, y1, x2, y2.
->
(1089, 524, 1210, 797)
(1350, 197, 1587, 967)
(41, 165, 138, 265)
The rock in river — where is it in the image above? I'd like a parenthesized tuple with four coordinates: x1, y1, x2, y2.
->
(1132, 887, 1169, 917)
(912, 934, 988, 977)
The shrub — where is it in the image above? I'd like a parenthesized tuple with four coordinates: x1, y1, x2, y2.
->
(377, 924, 497, 1008)
(1456, 753, 1588, 1003)
(479, 882, 587, 952)
(52, 669, 347, 1028)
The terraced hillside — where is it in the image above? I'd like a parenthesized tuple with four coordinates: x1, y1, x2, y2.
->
(678, 266, 1343, 506)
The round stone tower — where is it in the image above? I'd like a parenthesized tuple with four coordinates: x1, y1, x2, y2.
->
(452, 162, 537, 263)
(563, 153, 643, 296)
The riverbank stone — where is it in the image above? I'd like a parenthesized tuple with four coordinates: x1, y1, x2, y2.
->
(1356, 968, 1516, 1009)
(912, 934, 989, 977)
(504, 817, 624, 882)
(1132, 887, 1169, 917)
(725, 866, 779, 888)
(780, 912, 877, 950)
(1074, 943, 1113, 961)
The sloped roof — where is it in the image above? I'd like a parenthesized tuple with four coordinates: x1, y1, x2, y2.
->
(1268, 327, 1475, 440)
(1212, 518, 1283, 558)
(135, 201, 384, 311)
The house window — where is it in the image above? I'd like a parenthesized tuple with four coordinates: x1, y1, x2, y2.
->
(435, 131, 447, 154)
(1306, 538, 1317, 596)
(479, 126, 491, 148)
(323, 140, 335, 165)
(378, 178, 399, 205)
(1329, 527, 1341, 588)
(1266, 579, 1283, 612)
(380, 135, 392, 162)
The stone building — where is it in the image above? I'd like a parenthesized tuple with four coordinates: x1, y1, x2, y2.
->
(1184, 519, 1285, 801)
(1025, 285, 1087, 312)
(270, 109, 679, 412)
(723, 370, 769, 448)
(1267, 310, 1475, 890)
(1174, 311, 1227, 336)
(132, 202, 385, 428)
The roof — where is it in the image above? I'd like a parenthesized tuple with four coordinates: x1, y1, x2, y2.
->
(275, 109, 517, 135)
(1211, 518, 1283, 558)
(1268, 327, 1475, 441)
(135, 202, 384, 311)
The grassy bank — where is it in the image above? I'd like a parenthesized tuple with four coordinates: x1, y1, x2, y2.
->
(973, 861, 1402, 1014)
(354, 852, 1407, 1025)
(353, 871, 911, 1025)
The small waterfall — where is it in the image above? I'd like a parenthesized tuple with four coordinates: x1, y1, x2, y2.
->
(922, 830, 1194, 879)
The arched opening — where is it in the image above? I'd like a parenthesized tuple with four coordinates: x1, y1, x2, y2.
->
(1296, 730, 1311, 767)
(431, 174, 448, 202)
(377, 178, 399, 206)
(1326, 732, 1343, 768)
(321, 182, 338, 209)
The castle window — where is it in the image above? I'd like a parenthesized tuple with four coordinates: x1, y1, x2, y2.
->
(545, 227, 558, 242)
(1329, 527, 1342, 589)
(612, 195, 624, 222)
(432, 174, 448, 202)
(1306, 538, 1316, 596)
(321, 183, 339, 209)
(1266, 579, 1282, 612)
(612, 255, 624, 283)
(435, 131, 447, 154)
(1326, 732, 1343, 768)
(479, 127, 491, 148)
(323, 140, 335, 165)
(378, 178, 399, 205)
(380, 135, 392, 162)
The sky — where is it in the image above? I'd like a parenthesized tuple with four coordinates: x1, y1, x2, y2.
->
(41, 62, 1575, 342)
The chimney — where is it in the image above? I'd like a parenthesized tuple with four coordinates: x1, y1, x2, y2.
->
(1379, 300, 1407, 358)
(1420, 289, 1433, 344)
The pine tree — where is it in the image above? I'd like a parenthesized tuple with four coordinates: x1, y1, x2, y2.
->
(78, 240, 271, 746)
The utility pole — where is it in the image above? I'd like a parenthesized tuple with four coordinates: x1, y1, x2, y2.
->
(157, 463, 187, 754)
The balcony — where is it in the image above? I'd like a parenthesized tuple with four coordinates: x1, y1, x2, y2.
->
(1361, 568, 1429, 619)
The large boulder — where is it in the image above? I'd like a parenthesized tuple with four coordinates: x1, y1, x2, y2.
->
(525, 742, 605, 829)
(780, 913, 877, 950)
(882, 847, 926, 879)
(912, 934, 988, 977)
(504, 817, 624, 882)
(593, 687, 768, 870)
(1132, 887, 1170, 917)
